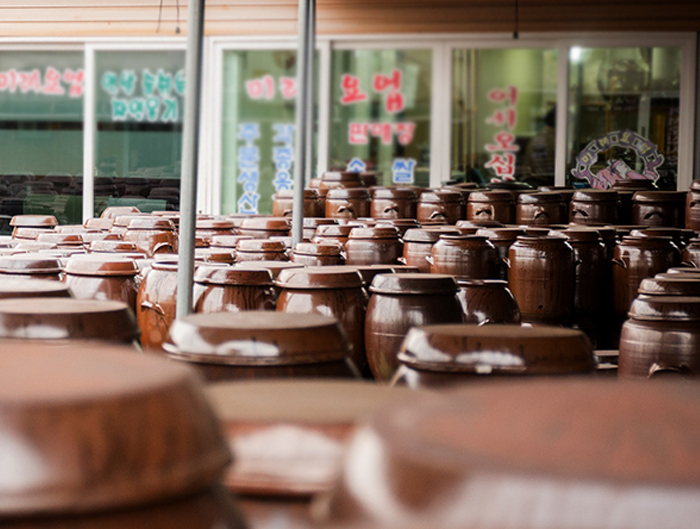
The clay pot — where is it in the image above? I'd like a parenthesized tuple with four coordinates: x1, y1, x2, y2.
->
(370, 187, 418, 219)
(136, 260, 178, 351)
(194, 248, 236, 265)
(569, 189, 620, 225)
(466, 191, 515, 224)
(237, 217, 291, 239)
(325, 188, 371, 219)
(516, 192, 567, 226)
(320, 171, 365, 190)
(344, 227, 403, 266)
(291, 242, 345, 266)
(302, 217, 337, 241)
(0, 254, 62, 281)
(417, 189, 465, 225)
(236, 239, 289, 262)
(123, 217, 177, 257)
(635, 227, 687, 250)
(193, 265, 276, 314)
(0, 278, 72, 300)
(374, 218, 420, 237)
(313, 224, 354, 248)
(456, 279, 520, 325)
(273, 188, 322, 218)
(365, 273, 464, 381)
(429, 235, 497, 280)
(63, 255, 139, 312)
(685, 180, 700, 230)
(392, 324, 594, 388)
(164, 311, 360, 380)
(539, 185, 575, 206)
(210, 235, 253, 250)
(360, 171, 380, 187)
(276, 266, 368, 369)
(507, 235, 576, 324)
(631, 191, 686, 228)
(682, 238, 700, 267)
(475, 227, 526, 280)
(401, 227, 460, 273)
(619, 296, 700, 379)
(234, 260, 304, 281)
(195, 218, 236, 241)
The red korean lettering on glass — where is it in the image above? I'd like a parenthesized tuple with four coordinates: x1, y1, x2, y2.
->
(42, 67, 65, 96)
(394, 122, 415, 145)
(348, 122, 369, 144)
(280, 77, 297, 100)
(340, 74, 368, 104)
(488, 85, 518, 105)
(485, 131, 520, 152)
(245, 75, 275, 100)
(62, 69, 84, 98)
(485, 108, 517, 130)
(484, 153, 516, 177)
(370, 123, 393, 145)
(0, 70, 17, 92)
(373, 69, 401, 93)
(19, 69, 41, 94)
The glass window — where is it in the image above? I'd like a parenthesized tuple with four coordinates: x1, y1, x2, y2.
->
(330, 49, 432, 187)
(567, 47, 681, 189)
(93, 50, 185, 216)
(0, 51, 84, 227)
(451, 48, 559, 187)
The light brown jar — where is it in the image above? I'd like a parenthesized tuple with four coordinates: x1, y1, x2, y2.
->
(63, 255, 139, 313)
(193, 265, 276, 314)
(456, 279, 520, 325)
(401, 227, 460, 273)
(430, 234, 497, 280)
(276, 266, 368, 370)
(569, 189, 620, 225)
(0, 254, 62, 281)
(235, 239, 289, 262)
(237, 217, 291, 239)
(417, 189, 465, 225)
(507, 235, 575, 324)
(466, 190, 515, 224)
(312, 224, 354, 248)
(371, 187, 418, 219)
(273, 188, 322, 218)
(123, 217, 177, 257)
(325, 188, 371, 219)
(136, 260, 179, 351)
(195, 218, 236, 242)
(365, 273, 464, 381)
(516, 192, 567, 226)
(631, 190, 686, 228)
(291, 241, 345, 266)
(344, 226, 403, 266)
(685, 180, 700, 230)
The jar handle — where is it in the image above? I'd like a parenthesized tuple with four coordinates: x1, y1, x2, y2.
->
(502, 257, 511, 269)
(397, 256, 407, 265)
(691, 201, 700, 209)
(612, 258, 627, 269)
(153, 242, 174, 254)
(571, 208, 588, 220)
(533, 208, 550, 221)
(643, 211, 663, 221)
(283, 209, 293, 217)
(475, 206, 495, 219)
(425, 255, 434, 265)
(383, 206, 400, 218)
(648, 362, 694, 378)
(337, 205, 355, 217)
(140, 299, 165, 316)
(429, 211, 447, 221)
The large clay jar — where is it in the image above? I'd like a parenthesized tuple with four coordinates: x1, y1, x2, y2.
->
(195, 218, 237, 242)
(417, 189, 464, 225)
(456, 279, 520, 325)
(475, 227, 527, 280)
(344, 226, 403, 266)
(63, 255, 139, 313)
(371, 187, 418, 219)
(392, 324, 594, 388)
(612, 235, 681, 318)
(313, 224, 354, 248)
(685, 180, 700, 230)
(619, 296, 700, 379)
(235, 239, 289, 262)
(631, 191, 686, 228)
(0, 254, 62, 281)
(193, 266, 276, 314)
(375, 218, 420, 237)
(430, 234, 497, 280)
(466, 190, 515, 224)
(319, 171, 365, 190)
(365, 273, 464, 381)
(507, 235, 575, 324)
(325, 188, 371, 219)
(276, 266, 368, 370)
(302, 217, 337, 241)
(569, 189, 620, 225)
(402, 227, 460, 273)
(137, 260, 178, 351)
(539, 185, 575, 207)
(0, 342, 244, 529)
(237, 217, 291, 239)
(291, 241, 345, 266)
(164, 311, 360, 380)
(273, 188, 322, 218)
(123, 217, 177, 257)
(516, 192, 567, 226)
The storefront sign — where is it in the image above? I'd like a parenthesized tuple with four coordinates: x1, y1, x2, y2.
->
(483, 85, 519, 181)
(0, 67, 83, 98)
(347, 158, 367, 172)
(348, 122, 415, 145)
(272, 123, 294, 192)
(571, 130, 663, 189)
(245, 75, 297, 100)
(392, 158, 416, 184)
(237, 123, 261, 214)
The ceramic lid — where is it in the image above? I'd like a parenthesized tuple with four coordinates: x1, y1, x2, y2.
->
(165, 311, 352, 365)
(375, 219, 420, 230)
(326, 188, 371, 199)
(194, 248, 236, 264)
(418, 189, 463, 204)
(112, 214, 148, 227)
(561, 228, 603, 242)
(10, 215, 58, 227)
(196, 218, 236, 230)
(194, 265, 273, 286)
(369, 273, 459, 295)
(628, 295, 700, 321)
(36, 233, 84, 245)
(632, 190, 686, 203)
(619, 234, 676, 247)
(239, 217, 291, 231)
(475, 227, 526, 241)
(303, 217, 337, 228)
(665, 267, 700, 275)
(0, 298, 140, 342)
(64, 255, 139, 277)
(571, 189, 620, 202)
(0, 341, 230, 516)
(89, 240, 140, 253)
(100, 206, 140, 219)
(467, 190, 515, 203)
(517, 191, 565, 204)
(84, 218, 115, 231)
(0, 254, 62, 274)
(293, 242, 343, 257)
(54, 226, 99, 234)
(12, 227, 47, 240)
(436, 234, 491, 246)
(403, 227, 460, 244)
(276, 266, 363, 290)
(0, 278, 72, 300)
(234, 261, 304, 279)
(397, 324, 594, 374)
(126, 217, 175, 231)
(348, 226, 400, 240)
(639, 276, 700, 297)
(690, 180, 700, 192)
(236, 239, 287, 253)
(314, 224, 354, 237)
(210, 235, 252, 248)
(372, 187, 418, 200)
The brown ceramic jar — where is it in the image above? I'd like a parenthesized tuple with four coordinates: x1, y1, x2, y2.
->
(364, 273, 464, 381)
(273, 188, 322, 218)
(685, 180, 700, 230)
(516, 192, 567, 226)
(63, 255, 139, 313)
(456, 279, 520, 325)
(0, 254, 62, 281)
(234, 260, 305, 281)
(539, 185, 575, 206)
(236, 239, 289, 262)
(325, 188, 371, 219)
(344, 226, 403, 266)
(195, 218, 237, 241)
(165, 311, 360, 380)
(313, 224, 354, 249)
(370, 187, 418, 219)
(276, 266, 368, 370)
(682, 238, 700, 267)
(475, 227, 527, 280)
(466, 190, 515, 224)
(375, 218, 420, 237)
(291, 242, 345, 266)
(429, 234, 497, 280)
(417, 189, 465, 225)
(194, 248, 236, 266)
(507, 235, 575, 324)
(237, 217, 291, 239)
(302, 217, 337, 241)
(136, 260, 178, 351)
(123, 217, 177, 257)
(193, 265, 276, 314)
(631, 191, 686, 228)
(401, 227, 460, 273)
(569, 189, 620, 225)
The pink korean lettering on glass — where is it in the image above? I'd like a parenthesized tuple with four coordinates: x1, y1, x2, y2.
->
(42, 67, 65, 96)
(340, 74, 368, 104)
(485, 108, 517, 130)
(394, 122, 416, 145)
(370, 123, 393, 145)
(487, 85, 518, 105)
(280, 77, 297, 100)
(485, 153, 516, 177)
(348, 122, 369, 144)
(485, 131, 520, 152)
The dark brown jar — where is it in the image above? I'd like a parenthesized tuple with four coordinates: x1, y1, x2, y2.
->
(456, 279, 520, 325)
(516, 192, 567, 226)
(365, 273, 464, 381)
(637, 227, 686, 250)
(392, 324, 594, 388)
(291, 242, 345, 266)
(682, 238, 700, 267)
(466, 190, 515, 224)
(237, 217, 291, 239)
(612, 235, 681, 317)
(325, 188, 371, 219)
(312, 224, 354, 248)
(136, 260, 178, 351)
(0, 254, 62, 281)
(123, 217, 177, 257)
(371, 187, 418, 219)
(401, 227, 460, 273)
(276, 266, 367, 370)
(193, 265, 276, 314)
(619, 296, 700, 379)
(685, 180, 700, 230)
(569, 189, 620, 225)
(375, 218, 420, 238)
(430, 234, 497, 280)
(235, 239, 289, 262)
(631, 191, 686, 228)
(319, 171, 365, 190)
(273, 188, 322, 218)
(164, 311, 359, 380)
(539, 185, 575, 206)
(195, 218, 237, 241)
(475, 227, 527, 281)
(507, 235, 575, 324)
(417, 189, 465, 225)
(63, 255, 139, 313)
(344, 226, 403, 266)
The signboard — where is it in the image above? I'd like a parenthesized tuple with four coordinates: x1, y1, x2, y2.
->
(484, 85, 520, 182)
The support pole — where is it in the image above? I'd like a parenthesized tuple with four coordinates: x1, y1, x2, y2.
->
(176, 0, 206, 319)
(305, 0, 316, 186)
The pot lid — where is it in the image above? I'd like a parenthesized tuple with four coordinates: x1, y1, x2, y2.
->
(348, 226, 400, 239)
(314, 224, 354, 237)
(517, 191, 565, 204)
(475, 227, 526, 241)
(0, 254, 62, 274)
(369, 273, 459, 295)
(0, 341, 229, 516)
(54, 226, 98, 235)
(276, 266, 363, 290)
(632, 190, 686, 203)
(84, 218, 115, 231)
(151, 260, 179, 272)
(403, 227, 460, 243)
(571, 189, 619, 202)
(303, 217, 337, 228)
(64, 255, 139, 277)
(665, 267, 700, 275)
(436, 234, 491, 246)
(397, 324, 594, 374)
(0, 298, 140, 342)
(292, 241, 343, 257)
(639, 276, 700, 297)
(275, 188, 319, 199)
(194, 265, 273, 286)
(100, 206, 140, 219)
(165, 311, 351, 365)
(10, 215, 58, 228)
(372, 187, 418, 200)
(467, 190, 514, 203)
(195, 248, 236, 264)
(418, 189, 463, 204)
(0, 278, 72, 300)
(89, 240, 141, 253)
(196, 218, 236, 230)
(35, 233, 84, 246)
(326, 188, 371, 199)
(561, 228, 603, 242)
(234, 261, 304, 279)
(236, 239, 287, 252)
(112, 214, 148, 227)
(629, 295, 700, 321)
(320, 171, 364, 183)
(81, 232, 122, 244)
(210, 235, 252, 248)
(126, 217, 175, 231)
(12, 227, 48, 240)
(239, 217, 291, 231)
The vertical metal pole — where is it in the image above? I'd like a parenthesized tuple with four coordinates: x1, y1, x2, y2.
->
(176, 0, 206, 319)
(305, 0, 316, 186)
